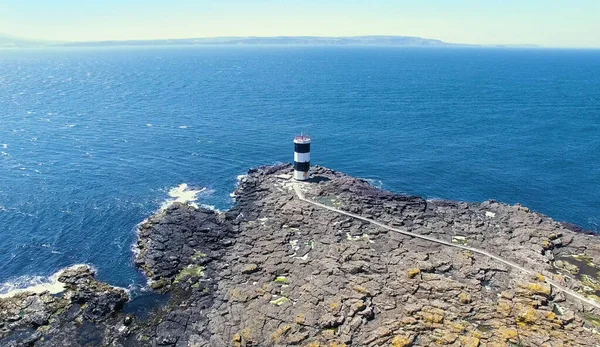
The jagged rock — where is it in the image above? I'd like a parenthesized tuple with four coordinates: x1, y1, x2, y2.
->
(0, 265, 128, 346)
(2, 164, 600, 346)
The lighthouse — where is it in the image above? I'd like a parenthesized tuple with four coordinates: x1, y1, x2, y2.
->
(293, 135, 311, 181)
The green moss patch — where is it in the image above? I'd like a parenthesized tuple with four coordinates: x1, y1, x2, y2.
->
(270, 296, 289, 306)
(274, 276, 288, 284)
(584, 313, 600, 328)
(174, 265, 205, 284)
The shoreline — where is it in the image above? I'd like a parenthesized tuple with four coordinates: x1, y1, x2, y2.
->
(2, 164, 600, 346)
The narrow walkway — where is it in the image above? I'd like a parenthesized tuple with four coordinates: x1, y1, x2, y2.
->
(292, 183, 600, 311)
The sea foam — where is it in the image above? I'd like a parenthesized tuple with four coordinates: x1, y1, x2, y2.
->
(0, 264, 91, 299)
(159, 184, 206, 211)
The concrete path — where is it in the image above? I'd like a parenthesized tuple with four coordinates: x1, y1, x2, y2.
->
(292, 183, 600, 311)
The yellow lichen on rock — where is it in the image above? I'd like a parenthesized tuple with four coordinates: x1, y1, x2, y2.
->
(496, 327, 518, 341)
(437, 332, 459, 344)
(422, 312, 444, 324)
(517, 307, 539, 324)
(458, 292, 471, 304)
(523, 282, 551, 296)
(400, 316, 417, 325)
(496, 301, 512, 316)
(391, 335, 413, 347)
(449, 321, 466, 333)
(458, 335, 480, 347)
(232, 328, 251, 347)
(407, 268, 421, 279)
(232, 333, 241, 346)
(270, 324, 291, 342)
(545, 311, 557, 321)
(416, 306, 446, 327)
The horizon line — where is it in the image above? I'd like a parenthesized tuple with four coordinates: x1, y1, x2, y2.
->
(3, 33, 600, 50)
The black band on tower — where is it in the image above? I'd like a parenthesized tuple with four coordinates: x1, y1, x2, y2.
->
(294, 143, 310, 153)
(294, 161, 310, 171)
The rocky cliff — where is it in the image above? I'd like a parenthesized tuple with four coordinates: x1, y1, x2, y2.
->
(2, 164, 600, 346)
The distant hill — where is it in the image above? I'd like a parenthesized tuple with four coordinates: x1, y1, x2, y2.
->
(0, 33, 58, 47)
(0, 34, 539, 48)
(56, 35, 457, 47)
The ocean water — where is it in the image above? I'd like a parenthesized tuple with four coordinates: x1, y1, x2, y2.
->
(1, 46, 599, 291)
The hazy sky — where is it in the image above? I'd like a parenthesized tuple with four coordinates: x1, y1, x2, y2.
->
(1, 0, 599, 47)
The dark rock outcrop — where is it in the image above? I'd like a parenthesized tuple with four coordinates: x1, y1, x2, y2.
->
(2, 164, 600, 346)
(0, 265, 128, 347)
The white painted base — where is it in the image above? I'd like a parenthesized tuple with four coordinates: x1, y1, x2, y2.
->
(294, 170, 309, 181)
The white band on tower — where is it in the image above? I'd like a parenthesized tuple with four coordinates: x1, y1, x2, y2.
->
(293, 135, 311, 181)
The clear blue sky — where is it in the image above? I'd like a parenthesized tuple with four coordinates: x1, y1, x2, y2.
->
(1, 0, 599, 47)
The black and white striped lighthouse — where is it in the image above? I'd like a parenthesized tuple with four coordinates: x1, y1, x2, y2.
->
(293, 135, 311, 181)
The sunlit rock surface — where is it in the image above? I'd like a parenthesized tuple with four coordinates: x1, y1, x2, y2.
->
(2, 164, 600, 346)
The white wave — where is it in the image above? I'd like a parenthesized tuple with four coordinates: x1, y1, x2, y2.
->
(0, 264, 91, 299)
(131, 241, 141, 257)
(426, 197, 445, 202)
(1, 144, 7, 149)
(146, 123, 153, 127)
(125, 281, 148, 296)
(361, 178, 384, 189)
(159, 184, 206, 211)
(229, 174, 248, 199)
(201, 204, 221, 213)
(63, 124, 76, 128)
(0, 275, 47, 296)
(179, 126, 188, 129)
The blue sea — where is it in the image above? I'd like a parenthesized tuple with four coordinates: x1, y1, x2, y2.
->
(1, 46, 599, 292)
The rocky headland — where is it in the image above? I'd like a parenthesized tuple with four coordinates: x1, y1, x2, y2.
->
(2, 164, 600, 346)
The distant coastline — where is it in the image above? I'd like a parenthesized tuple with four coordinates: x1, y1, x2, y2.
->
(0, 34, 541, 49)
